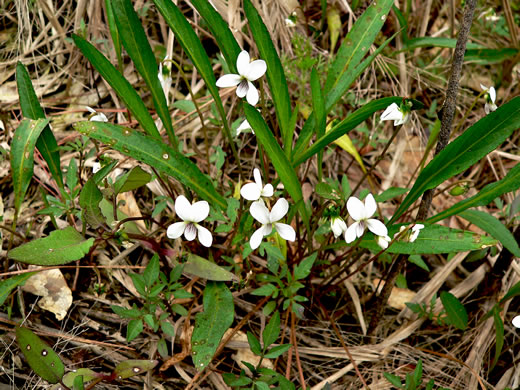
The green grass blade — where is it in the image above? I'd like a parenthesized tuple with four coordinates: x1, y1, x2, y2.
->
(390, 96, 520, 223)
(243, 0, 292, 151)
(402, 37, 483, 51)
(244, 105, 308, 225)
(188, 0, 241, 72)
(74, 121, 226, 210)
(324, 0, 393, 94)
(491, 307, 504, 369)
(112, 0, 177, 146)
(105, 0, 123, 71)
(293, 97, 402, 166)
(10, 119, 49, 216)
(465, 48, 519, 65)
(459, 210, 520, 258)
(16, 62, 63, 188)
(427, 163, 520, 223)
(72, 34, 161, 140)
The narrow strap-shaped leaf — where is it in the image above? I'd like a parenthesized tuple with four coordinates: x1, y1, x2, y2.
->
(74, 121, 226, 210)
(427, 162, 520, 223)
(491, 307, 504, 369)
(323, 0, 393, 94)
(105, 0, 123, 70)
(16, 62, 63, 188)
(294, 30, 398, 157)
(189, 0, 241, 72)
(111, 0, 177, 146)
(244, 104, 308, 225)
(402, 37, 484, 51)
(459, 210, 520, 257)
(293, 97, 402, 166)
(72, 34, 161, 140)
(390, 96, 520, 223)
(10, 119, 49, 216)
(243, 0, 292, 151)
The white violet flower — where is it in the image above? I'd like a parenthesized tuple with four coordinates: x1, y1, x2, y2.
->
(394, 223, 424, 243)
(480, 84, 497, 114)
(236, 119, 254, 136)
(513, 315, 520, 328)
(376, 235, 392, 249)
(159, 55, 172, 104)
(344, 193, 388, 243)
(240, 168, 274, 201)
(249, 198, 295, 250)
(86, 106, 108, 122)
(216, 50, 267, 106)
(166, 195, 213, 247)
(92, 161, 101, 173)
(381, 102, 409, 126)
(330, 216, 347, 238)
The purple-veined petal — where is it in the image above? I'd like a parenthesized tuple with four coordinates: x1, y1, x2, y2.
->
(366, 219, 388, 237)
(196, 225, 213, 247)
(250, 226, 267, 250)
(270, 198, 289, 222)
(344, 223, 359, 243)
(246, 59, 267, 81)
(216, 74, 242, 88)
(184, 223, 197, 241)
(275, 223, 295, 242)
(364, 193, 377, 218)
(190, 201, 210, 222)
(236, 50, 250, 76)
(250, 200, 270, 224)
(236, 79, 249, 98)
(166, 222, 186, 239)
(347, 196, 364, 221)
(240, 182, 261, 201)
(253, 168, 263, 188)
(355, 221, 365, 237)
(245, 82, 259, 106)
(261, 184, 274, 197)
(175, 195, 192, 221)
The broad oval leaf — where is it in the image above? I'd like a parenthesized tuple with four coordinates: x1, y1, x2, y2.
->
(459, 209, 520, 258)
(72, 34, 161, 140)
(8, 227, 94, 266)
(184, 254, 238, 282)
(79, 177, 105, 229)
(114, 359, 158, 379)
(243, 0, 292, 150)
(359, 224, 497, 254)
(10, 118, 49, 216)
(111, 0, 177, 146)
(192, 282, 234, 371)
(391, 96, 520, 223)
(16, 62, 63, 188)
(427, 162, 520, 224)
(16, 327, 65, 384)
(62, 368, 100, 387)
(440, 291, 468, 330)
(74, 121, 226, 210)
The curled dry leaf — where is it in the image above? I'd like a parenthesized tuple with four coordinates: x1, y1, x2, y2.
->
(22, 269, 72, 321)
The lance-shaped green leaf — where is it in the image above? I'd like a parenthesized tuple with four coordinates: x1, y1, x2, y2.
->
(114, 359, 158, 379)
(402, 37, 483, 51)
(16, 62, 63, 188)
(114, 166, 152, 194)
(72, 34, 161, 140)
(244, 105, 308, 224)
(0, 272, 36, 306)
(359, 224, 497, 254)
(324, 0, 393, 94)
(243, 0, 292, 150)
(440, 291, 468, 330)
(183, 254, 238, 282)
(491, 307, 504, 369)
(10, 119, 49, 216)
(79, 177, 105, 229)
(189, 0, 241, 72)
(428, 163, 520, 223)
(391, 97, 520, 223)
(459, 210, 520, 258)
(9, 227, 94, 266)
(74, 121, 226, 210)
(16, 327, 65, 384)
(192, 282, 234, 371)
(111, 0, 177, 146)
(105, 0, 123, 70)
